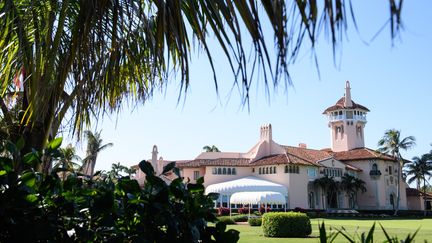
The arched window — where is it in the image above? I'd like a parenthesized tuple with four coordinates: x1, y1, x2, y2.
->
(232, 168, 236, 175)
(274, 166, 277, 174)
(266, 167, 269, 174)
(217, 168, 222, 174)
(296, 166, 299, 174)
(372, 163, 378, 171)
(259, 168, 262, 174)
(222, 168, 227, 175)
(285, 165, 288, 173)
(227, 168, 232, 175)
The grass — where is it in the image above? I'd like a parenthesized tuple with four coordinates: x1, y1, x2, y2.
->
(227, 218, 432, 243)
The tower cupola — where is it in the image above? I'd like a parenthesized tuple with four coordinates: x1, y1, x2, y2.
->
(323, 81, 369, 152)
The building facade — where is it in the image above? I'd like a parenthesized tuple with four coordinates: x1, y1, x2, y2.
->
(135, 81, 420, 210)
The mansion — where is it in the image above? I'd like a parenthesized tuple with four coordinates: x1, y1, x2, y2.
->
(134, 81, 428, 211)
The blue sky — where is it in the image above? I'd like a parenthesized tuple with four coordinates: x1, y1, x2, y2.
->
(64, 1, 432, 174)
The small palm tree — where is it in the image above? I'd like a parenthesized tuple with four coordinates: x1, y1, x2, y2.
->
(405, 154, 432, 216)
(203, 145, 220, 152)
(341, 174, 367, 208)
(314, 176, 338, 209)
(53, 144, 81, 180)
(81, 130, 113, 177)
(378, 129, 416, 215)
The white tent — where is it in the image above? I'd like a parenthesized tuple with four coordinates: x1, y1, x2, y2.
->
(230, 191, 286, 205)
(205, 176, 287, 195)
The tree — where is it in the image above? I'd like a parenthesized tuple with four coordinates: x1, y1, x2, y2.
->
(203, 145, 220, 152)
(81, 130, 113, 177)
(108, 162, 137, 180)
(340, 174, 367, 208)
(377, 129, 416, 215)
(53, 144, 81, 180)
(404, 154, 432, 216)
(0, 1, 404, 173)
(313, 176, 339, 209)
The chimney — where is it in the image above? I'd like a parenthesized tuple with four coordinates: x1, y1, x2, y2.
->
(344, 81, 353, 107)
(151, 145, 158, 174)
(298, 143, 307, 149)
(260, 123, 272, 142)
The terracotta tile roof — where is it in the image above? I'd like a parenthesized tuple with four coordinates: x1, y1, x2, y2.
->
(344, 163, 363, 172)
(331, 147, 395, 162)
(251, 154, 315, 166)
(406, 188, 432, 198)
(323, 97, 370, 114)
(406, 188, 421, 197)
(176, 158, 250, 168)
(284, 146, 332, 164)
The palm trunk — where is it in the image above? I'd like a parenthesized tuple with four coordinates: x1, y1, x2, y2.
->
(394, 161, 401, 216)
(424, 177, 427, 217)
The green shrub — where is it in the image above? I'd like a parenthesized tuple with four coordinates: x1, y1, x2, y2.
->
(0, 139, 240, 242)
(248, 217, 262, 226)
(233, 215, 248, 222)
(217, 216, 235, 225)
(262, 212, 312, 238)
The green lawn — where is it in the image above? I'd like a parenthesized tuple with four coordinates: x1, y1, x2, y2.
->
(228, 218, 432, 243)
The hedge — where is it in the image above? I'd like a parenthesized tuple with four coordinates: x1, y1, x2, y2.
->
(248, 217, 262, 226)
(232, 215, 249, 222)
(217, 216, 235, 225)
(262, 212, 312, 237)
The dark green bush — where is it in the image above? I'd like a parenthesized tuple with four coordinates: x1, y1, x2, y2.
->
(262, 212, 312, 237)
(248, 217, 262, 226)
(233, 215, 248, 222)
(0, 138, 240, 242)
(217, 216, 235, 225)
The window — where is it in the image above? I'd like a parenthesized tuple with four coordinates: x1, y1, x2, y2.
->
(252, 168, 255, 173)
(217, 168, 222, 174)
(372, 163, 378, 171)
(266, 167, 269, 174)
(307, 168, 317, 177)
(212, 168, 217, 174)
(259, 168, 262, 174)
(274, 166, 277, 174)
(285, 165, 299, 174)
(193, 171, 200, 180)
(232, 168, 236, 175)
(227, 168, 232, 175)
(222, 168, 227, 175)
(323, 168, 342, 177)
(388, 166, 393, 175)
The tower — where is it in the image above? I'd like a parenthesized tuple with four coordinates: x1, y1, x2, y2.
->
(323, 81, 369, 152)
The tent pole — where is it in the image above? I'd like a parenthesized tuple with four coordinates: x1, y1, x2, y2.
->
(229, 195, 231, 218)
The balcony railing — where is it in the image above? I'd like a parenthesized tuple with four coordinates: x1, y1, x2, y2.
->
(329, 115, 367, 122)
(369, 170, 382, 176)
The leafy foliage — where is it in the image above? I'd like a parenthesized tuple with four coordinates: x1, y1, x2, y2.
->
(318, 221, 419, 243)
(262, 212, 312, 238)
(0, 139, 239, 242)
(248, 217, 262, 226)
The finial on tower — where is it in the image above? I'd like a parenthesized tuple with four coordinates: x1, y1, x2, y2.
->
(344, 81, 352, 107)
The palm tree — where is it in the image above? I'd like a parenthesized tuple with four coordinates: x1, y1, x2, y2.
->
(81, 130, 113, 177)
(0, 1, 404, 173)
(340, 174, 367, 208)
(53, 144, 81, 180)
(378, 129, 416, 215)
(405, 154, 432, 216)
(203, 145, 220, 152)
(314, 176, 339, 209)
